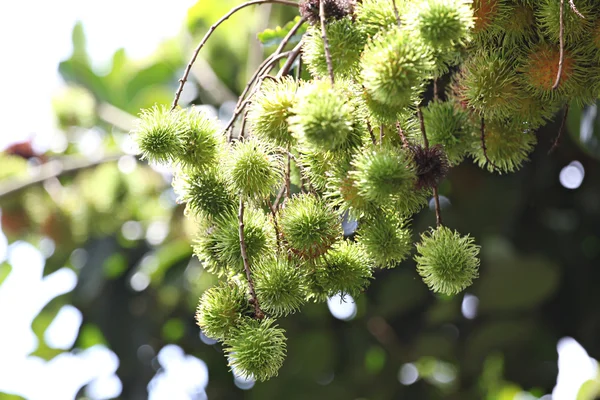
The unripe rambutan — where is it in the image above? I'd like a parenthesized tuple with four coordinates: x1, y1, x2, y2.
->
(407, 0, 474, 50)
(196, 281, 252, 340)
(357, 211, 412, 268)
(350, 145, 417, 206)
(177, 108, 222, 170)
(519, 43, 588, 102)
(226, 138, 283, 199)
(456, 50, 522, 119)
(290, 80, 364, 152)
(536, 0, 594, 45)
(471, 0, 509, 38)
(415, 226, 480, 295)
(421, 100, 475, 165)
(355, 0, 405, 38)
(469, 119, 537, 173)
(361, 28, 434, 109)
(174, 167, 236, 220)
(247, 77, 297, 146)
(224, 318, 287, 381)
(193, 220, 229, 277)
(497, 3, 535, 45)
(131, 105, 183, 164)
(279, 193, 341, 259)
(302, 17, 366, 79)
(299, 0, 354, 26)
(298, 148, 337, 191)
(254, 257, 307, 316)
(308, 241, 372, 301)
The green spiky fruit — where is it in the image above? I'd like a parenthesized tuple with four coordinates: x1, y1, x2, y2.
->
(355, 0, 404, 38)
(299, 148, 337, 191)
(302, 17, 366, 79)
(357, 211, 412, 268)
(174, 167, 236, 219)
(457, 51, 522, 119)
(469, 119, 537, 174)
(279, 194, 341, 259)
(177, 108, 222, 170)
(350, 145, 417, 206)
(415, 226, 480, 295)
(248, 77, 297, 146)
(211, 207, 274, 274)
(196, 281, 252, 340)
(254, 258, 306, 317)
(408, 0, 473, 50)
(421, 101, 474, 165)
(361, 27, 434, 109)
(226, 138, 282, 199)
(472, 0, 510, 38)
(536, 0, 594, 45)
(309, 241, 373, 301)
(132, 105, 183, 164)
(225, 318, 287, 381)
(498, 3, 535, 45)
(290, 81, 363, 152)
(192, 219, 230, 277)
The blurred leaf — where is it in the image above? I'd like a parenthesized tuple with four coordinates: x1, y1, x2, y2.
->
(78, 323, 108, 349)
(103, 252, 128, 279)
(364, 346, 386, 374)
(162, 318, 185, 342)
(0, 393, 26, 400)
(257, 17, 306, 47)
(149, 239, 193, 284)
(0, 263, 11, 286)
(125, 63, 174, 105)
(375, 269, 428, 318)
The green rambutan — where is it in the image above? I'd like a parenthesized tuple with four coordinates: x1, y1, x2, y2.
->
(536, 0, 594, 45)
(357, 211, 412, 268)
(177, 108, 222, 170)
(226, 138, 283, 199)
(254, 257, 307, 316)
(415, 226, 480, 295)
(302, 17, 366, 79)
(469, 118, 537, 173)
(225, 318, 287, 381)
(247, 77, 297, 146)
(174, 167, 236, 220)
(355, 0, 405, 38)
(196, 281, 252, 340)
(361, 27, 434, 109)
(279, 193, 341, 259)
(131, 105, 183, 164)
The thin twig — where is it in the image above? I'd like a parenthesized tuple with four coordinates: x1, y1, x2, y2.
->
(281, 148, 314, 193)
(238, 109, 250, 140)
(417, 108, 443, 227)
(391, 0, 401, 27)
(273, 185, 286, 210)
(396, 122, 410, 148)
(286, 144, 291, 199)
(170, 0, 298, 111)
(296, 54, 303, 80)
(379, 124, 384, 147)
(267, 201, 282, 250)
(239, 197, 264, 319)
(433, 79, 439, 101)
(569, 0, 585, 18)
(549, 104, 570, 154)
(276, 40, 304, 78)
(0, 154, 123, 199)
(417, 108, 429, 149)
(480, 117, 500, 172)
(553, 0, 565, 90)
(319, 0, 335, 85)
(367, 119, 376, 145)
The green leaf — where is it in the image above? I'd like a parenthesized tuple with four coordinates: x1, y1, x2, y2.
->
(257, 17, 306, 47)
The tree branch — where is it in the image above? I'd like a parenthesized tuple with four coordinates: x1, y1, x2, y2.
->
(417, 108, 443, 227)
(319, 0, 335, 85)
(170, 0, 299, 111)
(569, 0, 585, 18)
(238, 197, 264, 319)
(548, 103, 569, 154)
(552, 0, 565, 90)
(480, 117, 500, 172)
(0, 154, 124, 199)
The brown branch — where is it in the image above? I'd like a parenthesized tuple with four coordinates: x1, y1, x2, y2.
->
(379, 124, 384, 147)
(417, 108, 443, 227)
(281, 148, 314, 194)
(367, 119, 376, 145)
(553, 0, 565, 90)
(480, 117, 500, 172)
(433, 78, 439, 101)
(286, 144, 291, 199)
(319, 0, 335, 85)
(396, 122, 410, 148)
(569, 0, 585, 18)
(273, 185, 286, 210)
(391, 0, 401, 27)
(238, 197, 264, 319)
(170, 0, 299, 111)
(267, 201, 282, 250)
(549, 103, 570, 155)
(0, 154, 124, 199)
(276, 39, 304, 79)
(238, 109, 250, 139)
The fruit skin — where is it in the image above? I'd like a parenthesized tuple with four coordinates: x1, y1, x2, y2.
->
(224, 318, 287, 381)
(361, 27, 434, 109)
(247, 77, 297, 146)
(174, 167, 236, 220)
(357, 210, 412, 269)
(468, 118, 537, 174)
(177, 108, 223, 171)
(415, 226, 480, 295)
(279, 194, 341, 259)
(536, 0, 595, 45)
(356, 0, 405, 38)
(131, 105, 183, 164)
(253, 257, 307, 317)
(226, 138, 283, 199)
(195, 281, 253, 340)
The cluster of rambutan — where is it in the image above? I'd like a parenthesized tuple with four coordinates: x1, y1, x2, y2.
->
(131, 0, 600, 381)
